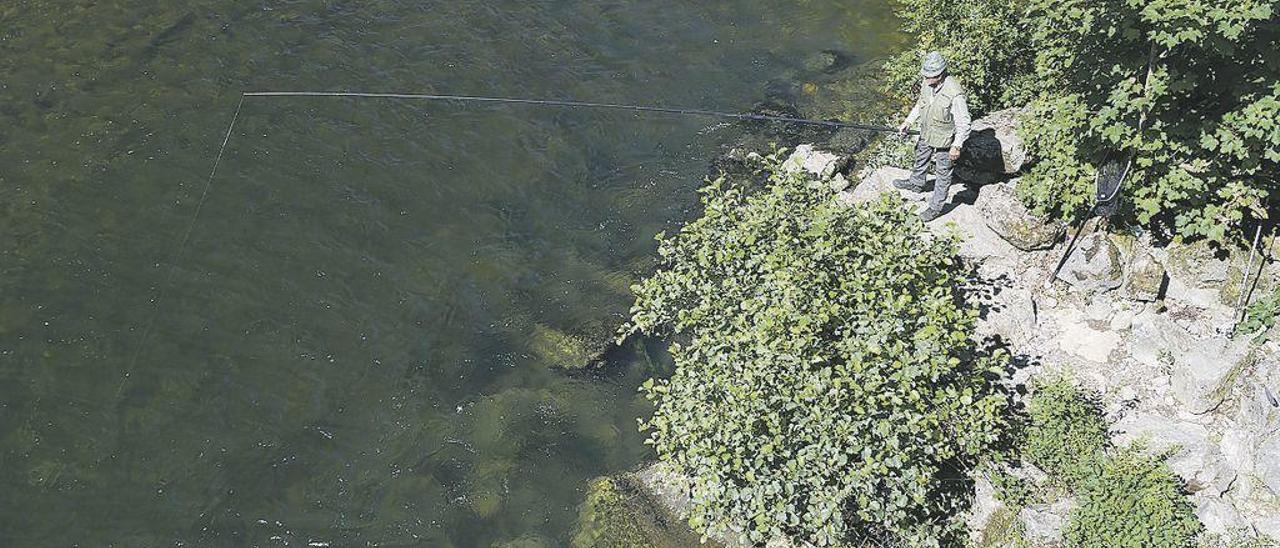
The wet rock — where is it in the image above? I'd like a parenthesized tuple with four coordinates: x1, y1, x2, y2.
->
(1018, 498, 1074, 544)
(1124, 250, 1167, 302)
(530, 322, 613, 370)
(976, 182, 1063, 251)
(1056, 230, 1123, 294)
(1170, 338, 1254, 414)
(1114, 414, 1237, 495)
(571, 474, 707, 548)
(782, 144, 847, 181)
(955, 108, 1027, 185)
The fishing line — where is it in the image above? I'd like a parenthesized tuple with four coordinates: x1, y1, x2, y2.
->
(118, 95, 245, 399)
(242, 90, 918, 134)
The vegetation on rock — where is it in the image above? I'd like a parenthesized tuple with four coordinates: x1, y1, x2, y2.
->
(998, 378, 1202, 547)
(621, 154, 1009, 546)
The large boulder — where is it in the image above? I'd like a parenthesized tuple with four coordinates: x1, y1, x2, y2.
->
(1113, 413, 1237, 495)
(1056, 230, 1124, 294)
(976, 182, 1064, 251)
(955, 108, 1027, 185)
(1169, 337, 1255, 414)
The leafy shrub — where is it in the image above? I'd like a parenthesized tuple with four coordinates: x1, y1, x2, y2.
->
(1015, 0, 1280, 243)
(1023, 377, 1108, 489)
(1237, 284, 1280, 342)
(1064, 446, 1202, 547)
(883, 0, 1036, 114)
(621, 153, 1009, 546)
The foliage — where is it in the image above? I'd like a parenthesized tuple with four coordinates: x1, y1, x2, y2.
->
(1015, 0, 1280, 244)
(1064, 445, 1202, 547)
(1013, 378, 1201, 547)
(884, 0, 1036, 114)
(1022, 377, 1108, 489)
(621, 153, 1009, 546)
(1237, 284, 1280, 342)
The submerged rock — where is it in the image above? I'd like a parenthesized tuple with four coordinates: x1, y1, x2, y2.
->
(978, 182, 1063, 251)
(571, 474, 708, 548)
(530, 321, 614, 370)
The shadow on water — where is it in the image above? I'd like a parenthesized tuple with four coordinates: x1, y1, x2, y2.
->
(0, 1, 900, 545)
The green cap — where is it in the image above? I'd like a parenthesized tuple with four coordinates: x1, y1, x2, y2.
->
(921, 51, 947, 78)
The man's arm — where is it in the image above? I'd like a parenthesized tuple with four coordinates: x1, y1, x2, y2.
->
(951, 93, 972, 152)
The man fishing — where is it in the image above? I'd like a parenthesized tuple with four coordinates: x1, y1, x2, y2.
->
(894, 51, 972, 222)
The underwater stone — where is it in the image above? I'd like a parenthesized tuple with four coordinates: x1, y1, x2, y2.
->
(530, 322, 612, 370)
(571, 475, 707, 548)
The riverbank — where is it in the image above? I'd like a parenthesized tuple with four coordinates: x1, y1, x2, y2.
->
(579, 108, 1280, 545)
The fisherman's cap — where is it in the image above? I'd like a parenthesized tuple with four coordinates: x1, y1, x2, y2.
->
(921, 51, 947, 78)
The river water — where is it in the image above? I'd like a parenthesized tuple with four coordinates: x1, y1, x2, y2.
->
(0, 2, 899, 546)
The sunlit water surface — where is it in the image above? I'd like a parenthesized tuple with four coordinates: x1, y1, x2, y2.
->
(0, 2, 900, 545)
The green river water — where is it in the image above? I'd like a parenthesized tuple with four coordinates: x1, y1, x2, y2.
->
(0, 2, 900, 546)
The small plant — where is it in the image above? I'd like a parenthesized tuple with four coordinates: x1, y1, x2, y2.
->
(1237, 285, 1280, 342)
(1022, 377, 1108, 490)
(1063, 445, 1202, 547)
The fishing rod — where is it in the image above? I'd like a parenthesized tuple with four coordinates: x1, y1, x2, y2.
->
(242, 91, 919, 134)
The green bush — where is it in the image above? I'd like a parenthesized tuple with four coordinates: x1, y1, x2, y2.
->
(1023, 378, 1108, 489)
(1015, 0, 1280, 243)
(621, 153, 1009, 546)
(1017, 379, 1202, 547)
(884, 0, 1036, 114)
(1064, 446, 1202, 547)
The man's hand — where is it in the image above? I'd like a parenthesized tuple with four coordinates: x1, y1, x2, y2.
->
(897, 123, 909, 136)
(949, 146, 961, 161)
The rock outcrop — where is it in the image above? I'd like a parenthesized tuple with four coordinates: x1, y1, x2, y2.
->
(977, 183, 1064, 251)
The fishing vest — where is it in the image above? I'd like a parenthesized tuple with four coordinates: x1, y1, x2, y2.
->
(918, 77, 964, 149)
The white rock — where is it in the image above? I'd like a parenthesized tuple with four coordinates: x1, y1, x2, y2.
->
(828, 173, 851, 192)
(1114, 413, 1238, 496)
(1170, 336, 1254, 414)
(846, 167, 922, 205)
(1057, 316, 1121, 363)
(1056, 231, 1124, 294)
(1219, 429, 1256, 477)
(1195, 497, 1246, 535)
(1109, 308, 1137, 332)
(1257, 434, 1280, 497)
(782, 144, 846, 181)
(1018, 499, 1074, 544)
